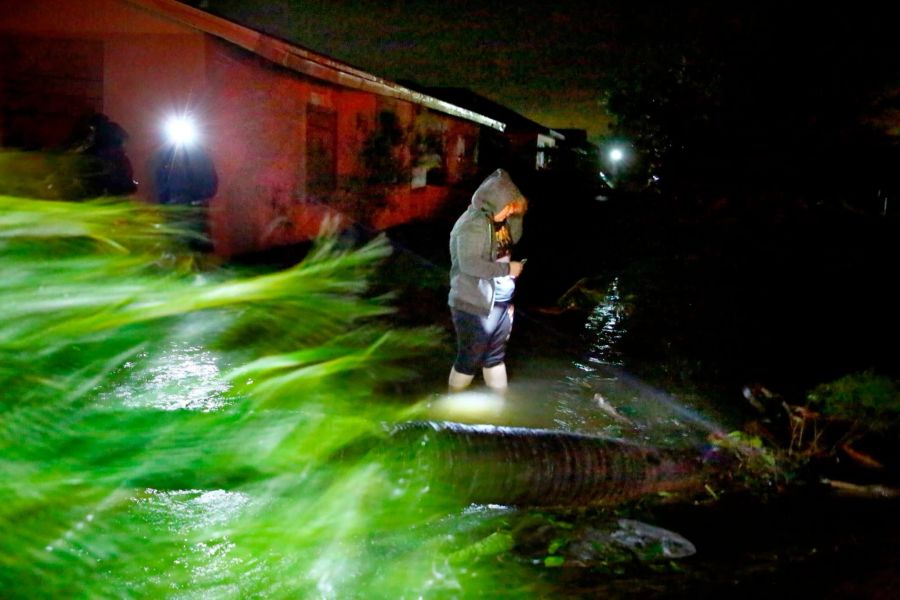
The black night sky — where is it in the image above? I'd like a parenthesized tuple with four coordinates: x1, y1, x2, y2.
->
(207, 0, 900, 147)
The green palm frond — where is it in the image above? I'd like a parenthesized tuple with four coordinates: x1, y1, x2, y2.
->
(0, 193, 516, 598)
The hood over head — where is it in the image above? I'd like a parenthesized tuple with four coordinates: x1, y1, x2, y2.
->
(471, 169, 524, 215)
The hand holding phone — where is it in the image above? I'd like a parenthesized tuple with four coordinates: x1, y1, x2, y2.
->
(510, 258, 526, 278)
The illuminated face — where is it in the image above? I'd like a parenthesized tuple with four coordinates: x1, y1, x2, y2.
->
(509, 198, 528, 215)
(494, 197, 528, 221)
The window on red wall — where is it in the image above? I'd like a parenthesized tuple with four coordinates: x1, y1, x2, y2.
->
(306, 104, 337, 200)
(0, 36, 104, 149)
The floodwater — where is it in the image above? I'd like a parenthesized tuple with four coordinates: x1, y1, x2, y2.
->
(83, 284, 733, 598)
(422, 286, 734, 451)
(65, 197, 899, 599)
(104, 273, 898, 598)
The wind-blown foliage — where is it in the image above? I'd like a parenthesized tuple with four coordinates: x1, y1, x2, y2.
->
(807, 372, 900, 433)
(0, 195, 514, 598)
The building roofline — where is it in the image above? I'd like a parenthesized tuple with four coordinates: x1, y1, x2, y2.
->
(414, 86, 564, 138)
(123, 0, 506, 131)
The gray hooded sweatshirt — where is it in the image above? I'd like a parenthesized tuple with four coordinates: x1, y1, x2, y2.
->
(448, 169, 524, 316)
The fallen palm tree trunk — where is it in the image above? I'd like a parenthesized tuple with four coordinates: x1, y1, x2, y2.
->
(390, 421, 710, 507)
(821, 479, 900, 499)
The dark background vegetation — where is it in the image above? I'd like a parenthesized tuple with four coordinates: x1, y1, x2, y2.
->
(595, 2, 900, 207)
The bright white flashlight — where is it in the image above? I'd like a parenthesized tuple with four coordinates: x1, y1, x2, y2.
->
(609, 148, 624, 163)
(164, 115, 198, 146)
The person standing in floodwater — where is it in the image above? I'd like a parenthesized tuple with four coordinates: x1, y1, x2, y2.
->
(448, 168, 528, 391)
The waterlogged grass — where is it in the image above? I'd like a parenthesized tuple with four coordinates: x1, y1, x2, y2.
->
(0, 195, 534, 598)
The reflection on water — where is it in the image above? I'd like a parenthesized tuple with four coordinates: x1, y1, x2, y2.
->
(427, 390, 509, 424)
(583, 277, 627, 366)
(91, 272, 729, 596)
(425, 273, 732, 450)
(134, 488, 251, 532)
(423, 370, 726, 450)
(131, 488, 251, 597)
(104, 341, 232, 412)
(575, 275, 732, 442)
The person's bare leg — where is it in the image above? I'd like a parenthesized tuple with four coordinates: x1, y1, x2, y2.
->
(448, 366, 474, 391)
(482, 363, 508, 391)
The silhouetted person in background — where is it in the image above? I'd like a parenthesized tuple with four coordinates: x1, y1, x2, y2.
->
(70, 112, 137, 197)
(152, 143, 218, 251)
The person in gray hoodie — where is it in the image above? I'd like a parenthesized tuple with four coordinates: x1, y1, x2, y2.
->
(448, 169, 528, 391)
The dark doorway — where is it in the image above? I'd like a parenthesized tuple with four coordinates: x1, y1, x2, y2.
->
(306, 104, 337, 201)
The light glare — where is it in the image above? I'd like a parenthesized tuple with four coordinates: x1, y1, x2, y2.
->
(428, 391, 507, 424)
(164, 115, 198, 146)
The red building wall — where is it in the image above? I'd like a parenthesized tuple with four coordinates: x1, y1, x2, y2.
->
(0, 0, 482, 257)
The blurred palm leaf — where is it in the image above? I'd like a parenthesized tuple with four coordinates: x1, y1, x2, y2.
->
(0, 193, 507, 598)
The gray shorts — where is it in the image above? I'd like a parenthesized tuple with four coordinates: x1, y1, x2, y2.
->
(451, 303, 513, 375)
